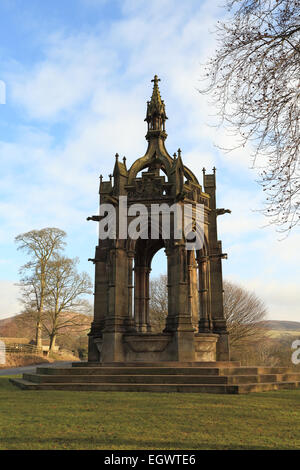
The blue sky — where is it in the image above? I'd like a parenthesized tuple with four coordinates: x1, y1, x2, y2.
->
(0, 0, 299, 321)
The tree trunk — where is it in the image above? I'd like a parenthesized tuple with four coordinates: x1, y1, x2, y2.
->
(49, 333, 56, 354)
(35, 318, 42, 349)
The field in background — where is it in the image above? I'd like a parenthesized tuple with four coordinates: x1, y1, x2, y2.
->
(267, 330, 300, 339)
(229, 321, 300, 368)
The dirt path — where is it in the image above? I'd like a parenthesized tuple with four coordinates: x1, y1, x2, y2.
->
(0, 361, 78, 376)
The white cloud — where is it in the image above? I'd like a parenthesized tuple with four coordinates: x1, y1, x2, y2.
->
(0, 281, 21, 319)
(245, 279, 300, 322)
(1, 0, 298, 323)
(11, 33, 117, 120)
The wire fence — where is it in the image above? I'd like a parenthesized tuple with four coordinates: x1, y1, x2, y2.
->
(0, 340, 80, 358)
(3, 343, 40, 354)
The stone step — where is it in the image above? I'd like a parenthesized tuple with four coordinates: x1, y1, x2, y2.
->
(219, 367, 296, 376)
(22, 372, 300, 385)
(8, 378, 238, 393)
(9, 377, 300, 394)
(36, 366, 223, 376)
(72, 361, 241, 368)
(10, 378, 41, 390)
(36, 365, 296, 377)
(23, 373, 229, 384)
(10, 360, 300, 394)
(237, 381, 300, 393)
(226, 373, 300, 384)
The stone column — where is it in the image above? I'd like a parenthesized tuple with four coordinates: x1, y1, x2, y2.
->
(198, 256, 212, 333)
(187, 263, 192, 322)
(145, 267, 152, 332)
(203, 170, 230, 360)
(166, 243, 195, 361)
(209, 244, 230, 360)
(126, 251, 135, 331)
(189, 251, 199, 331)
(133, 266, 139, 330)
(134, 265, 148, 332)
(88, 245, 109, 362)
(101, 247, 129, 362)
(164, 248, 175, 332)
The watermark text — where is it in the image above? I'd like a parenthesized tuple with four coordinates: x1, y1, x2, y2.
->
(97, 197, 205, 250)
(291, 339, 300, 365)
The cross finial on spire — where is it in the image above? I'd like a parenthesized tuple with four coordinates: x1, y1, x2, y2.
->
(151, 74, 161, 85)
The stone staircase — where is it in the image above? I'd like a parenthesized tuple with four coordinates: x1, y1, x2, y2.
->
(10, 361, 300, 394)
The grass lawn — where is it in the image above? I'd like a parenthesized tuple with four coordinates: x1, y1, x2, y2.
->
(0, 376, 299, 450)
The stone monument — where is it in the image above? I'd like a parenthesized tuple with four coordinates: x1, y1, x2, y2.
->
(87, 75, 230, 364)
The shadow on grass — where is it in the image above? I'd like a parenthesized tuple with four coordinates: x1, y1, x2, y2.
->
(1, 435, 283, 450)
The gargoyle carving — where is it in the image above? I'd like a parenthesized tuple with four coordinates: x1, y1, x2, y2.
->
(215, 208, 231, 216)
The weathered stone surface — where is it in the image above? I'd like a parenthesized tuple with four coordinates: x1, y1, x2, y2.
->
(194, 334, 219, 361)
(87, 76, 231, 365)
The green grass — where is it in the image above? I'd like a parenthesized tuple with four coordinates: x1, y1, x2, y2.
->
(0, 376, 299, 450)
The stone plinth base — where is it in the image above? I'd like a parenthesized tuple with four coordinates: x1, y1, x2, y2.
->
(88, 331, 222, 363)
(194, 333, 219, 362)
(124, 333, 172, 362)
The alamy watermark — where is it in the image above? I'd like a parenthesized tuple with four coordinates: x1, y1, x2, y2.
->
(0, 80, 6, 104)
(97, 197, 205, 250)
(291, 339, 300, 365)
(0, 340, 5, 365)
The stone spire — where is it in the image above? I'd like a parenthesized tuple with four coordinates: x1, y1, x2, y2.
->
(145, 75, 168, 140)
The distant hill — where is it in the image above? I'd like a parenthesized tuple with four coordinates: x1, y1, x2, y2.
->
(2, 316, 299, 332)
(0, 313, 34, 339)
(260, 320, 300, 331)
(0, 311, 92, 352)
(1, 315, 299, 346)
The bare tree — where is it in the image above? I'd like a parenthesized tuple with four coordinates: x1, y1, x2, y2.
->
(15, 228, 66, 347)
(42, 255, 92, 353)
(149, 276, 267, 345)
(149, 274, 168, 332)
(201, 0, 300, 232)
(223, 280, 267, 346)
